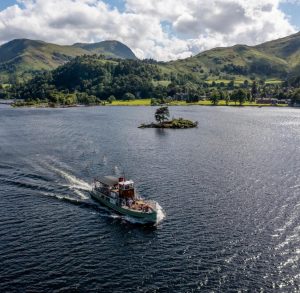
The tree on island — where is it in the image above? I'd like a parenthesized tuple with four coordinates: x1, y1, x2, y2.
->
(140, 105, 197, 129)
(155, 106, 170, 124)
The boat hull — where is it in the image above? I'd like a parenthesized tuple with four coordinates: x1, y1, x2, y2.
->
(91, 190, 157, 224)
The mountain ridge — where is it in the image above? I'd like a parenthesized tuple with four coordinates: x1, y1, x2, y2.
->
(1, 31, 300, 83)
(165, 31, 300, 82)
(73, 40, 137, 60)
(0, 38, 137, 82)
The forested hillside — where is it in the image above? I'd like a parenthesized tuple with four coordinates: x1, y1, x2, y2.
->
(3, 54, 299, 107)
(2, 31, 300, 106)
(9, 56, 170, 104)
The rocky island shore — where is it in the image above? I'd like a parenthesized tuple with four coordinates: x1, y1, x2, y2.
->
(139, 106, 198, 129)
(139, 118, 198, 129)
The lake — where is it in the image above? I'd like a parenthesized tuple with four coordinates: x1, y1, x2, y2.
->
(0, 105, 300, 292)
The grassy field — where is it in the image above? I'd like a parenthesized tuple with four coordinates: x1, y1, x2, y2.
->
(110, 99, 288, 107)
(170, 100, 287, 107)
(264, 79, 282, 84)
(110, 99, 151, 106)
(0, 83, 11, 88)
(11, 98, 289, 108)
(152, 80, 172, 87)
(205, 78, 282, 85)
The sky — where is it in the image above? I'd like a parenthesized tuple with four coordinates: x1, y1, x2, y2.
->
(0, 0, 300, 61)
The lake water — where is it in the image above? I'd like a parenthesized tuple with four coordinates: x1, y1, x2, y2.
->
(0, 105, 300, 292)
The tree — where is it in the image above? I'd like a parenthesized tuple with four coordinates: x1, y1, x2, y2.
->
(155, 106, 170, 124)
(246, 90, 251, 102)
(76, 92, 96, 105)
(123, 92, 135, 100)
(291, 89, 300, 106)
(251, 81, 258, 101)
(209, 90, 220, 105)
(231, 89, 246, 106)
(151, 98, 159, 106)
(230, 90, 238, 105)
(108, 95, 116, 103)
(227, 80, 235, 90)
(224, 92, 230, 106)
(187, 87, 200, 103)
(219, 90, 225, 100)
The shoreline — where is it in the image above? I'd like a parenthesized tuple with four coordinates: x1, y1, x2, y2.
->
(7, 99, 292, 108)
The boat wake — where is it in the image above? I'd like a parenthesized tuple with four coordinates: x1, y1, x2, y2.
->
(156, 203, 166, 224)
(47, 164, 92, 192)
(73, 189, 90, 200)
(114, 165, 121, 176)
(33, 160, 98, 207)
(20, 158, 166, 226)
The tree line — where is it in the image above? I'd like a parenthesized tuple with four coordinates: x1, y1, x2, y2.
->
(1, 55, 300, 106)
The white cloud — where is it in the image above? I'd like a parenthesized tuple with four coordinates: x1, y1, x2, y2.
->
(0, 0, 297, 61)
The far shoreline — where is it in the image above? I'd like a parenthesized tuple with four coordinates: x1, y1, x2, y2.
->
(6, 99, 293, 108)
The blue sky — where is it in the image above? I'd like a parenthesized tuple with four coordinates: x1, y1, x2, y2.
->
(0, 0, 16, 11)
(280, 2, 300, 28)
(0, 0, 299, 60)
(0, 0, 127, 11)
(103, 0, 125, 11)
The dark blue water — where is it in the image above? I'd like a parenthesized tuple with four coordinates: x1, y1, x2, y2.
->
(0, 105, 299, 292)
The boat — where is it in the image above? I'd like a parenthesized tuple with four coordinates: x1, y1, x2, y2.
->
(91, 176, 159, 225)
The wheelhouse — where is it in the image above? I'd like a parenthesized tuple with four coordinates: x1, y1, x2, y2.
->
(119, 179, 135, 199)
(94, 176, 135, 199)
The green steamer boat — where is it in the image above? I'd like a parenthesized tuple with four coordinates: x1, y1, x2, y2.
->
(91, 176, 158, 224)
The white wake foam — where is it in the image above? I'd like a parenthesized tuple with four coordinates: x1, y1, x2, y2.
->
(114, 165, 121, 176)
(41, 191, 82, 204)
(73, 189, 89, 200)
(155, 202, 166, 225)
(49, 165, 92, 192)
(102, 155, 107, 165)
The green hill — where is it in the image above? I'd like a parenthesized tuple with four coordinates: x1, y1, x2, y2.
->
(166, 31, 300, 82)
(2, 31, 300, 85)
(256, 31, 300, 61)
(0, 39, 137, 83)
(256, 32, 300, 78)
(73, 40, 137, 60)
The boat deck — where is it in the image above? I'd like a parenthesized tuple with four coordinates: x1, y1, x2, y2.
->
(122, 200, 155, 214)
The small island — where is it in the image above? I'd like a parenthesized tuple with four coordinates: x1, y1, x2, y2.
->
(139, 106, 198, 129)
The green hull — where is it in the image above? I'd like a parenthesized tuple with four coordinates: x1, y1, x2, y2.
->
(91, 191, 157, 224)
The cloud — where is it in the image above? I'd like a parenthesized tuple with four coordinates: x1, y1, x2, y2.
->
(126, 0, 297, 51)
(0, 0, 297, 61)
